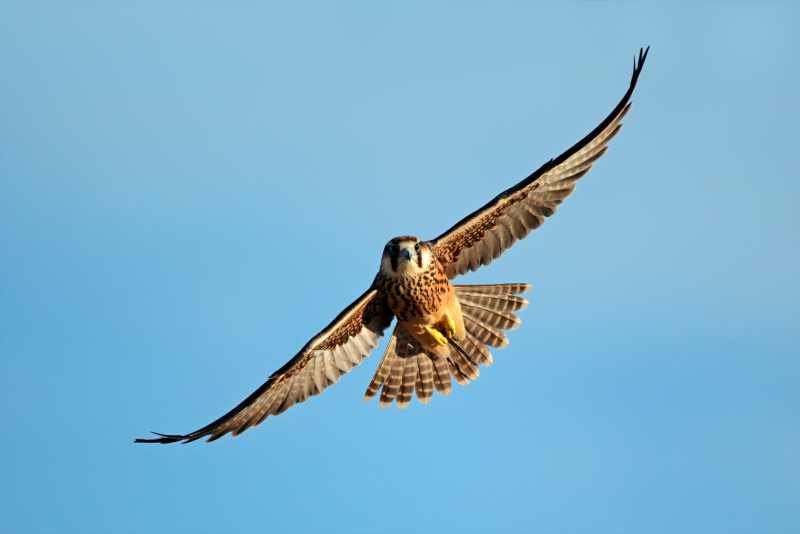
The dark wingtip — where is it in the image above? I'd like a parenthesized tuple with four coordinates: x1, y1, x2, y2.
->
(631, 46, 650, 85)
(134, 431, 188, 444)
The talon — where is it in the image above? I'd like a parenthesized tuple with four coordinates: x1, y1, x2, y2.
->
(425, 325, 449, 346)
(441, 314, 457, 339)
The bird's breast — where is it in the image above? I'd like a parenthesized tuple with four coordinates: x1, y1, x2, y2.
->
(379, 267, 451, 323)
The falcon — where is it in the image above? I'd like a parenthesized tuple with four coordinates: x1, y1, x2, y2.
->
(136, 48, 649, 444)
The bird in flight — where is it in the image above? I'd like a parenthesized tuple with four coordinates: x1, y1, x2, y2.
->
(137, 48, 649, 444)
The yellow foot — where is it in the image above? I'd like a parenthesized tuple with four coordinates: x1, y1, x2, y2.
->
(425, 325, 449, 346)
(439, 314, 457, 339)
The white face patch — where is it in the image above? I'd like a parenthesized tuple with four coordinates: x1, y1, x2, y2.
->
(379, 238, 432, 278)
(418, 246, 433, 270)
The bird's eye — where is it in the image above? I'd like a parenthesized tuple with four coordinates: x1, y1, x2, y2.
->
(414, 242, 421, 252)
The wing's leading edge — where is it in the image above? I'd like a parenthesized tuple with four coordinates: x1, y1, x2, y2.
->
(433, 47, 649, 278)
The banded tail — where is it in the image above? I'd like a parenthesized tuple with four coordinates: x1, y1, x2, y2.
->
(364, 283, 530, 407)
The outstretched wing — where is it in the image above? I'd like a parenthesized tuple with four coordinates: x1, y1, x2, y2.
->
(136, 288, 393, 444)
(432, 47, 649, 279)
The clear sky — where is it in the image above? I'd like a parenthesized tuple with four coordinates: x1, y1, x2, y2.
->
(1, 3, 797, 533)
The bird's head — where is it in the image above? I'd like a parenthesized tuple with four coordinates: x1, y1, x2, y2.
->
(380, 236, 433, 277)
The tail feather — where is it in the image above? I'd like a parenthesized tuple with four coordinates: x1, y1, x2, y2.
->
(458, 293, 528, 313)
(463, 332, 493, 366)
(432, 356, 452, 395)
(463, 315, 508, 348)
(364, 282, 530, 407)
(456, 283, 530, 313)
(364, 337, 394, 400)
(447, 355, 469, 384)
(459, 302, 521, 330)
(448, 341, 480, 382)
(455, 283, 530, 296)
(379, 353, 404, 406)
(397, 356, 418, 408)
(416, 356, 434, 404)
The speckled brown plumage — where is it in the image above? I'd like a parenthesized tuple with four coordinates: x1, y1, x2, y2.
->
(376, 256, 450, 322)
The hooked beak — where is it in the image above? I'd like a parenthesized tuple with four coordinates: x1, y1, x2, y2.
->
(400, 248, 412, 262)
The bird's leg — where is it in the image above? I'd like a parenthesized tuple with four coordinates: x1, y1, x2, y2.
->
(424, 325, 449, 346)
(438, 313, 458, 340)
(424, 313, 458, 346)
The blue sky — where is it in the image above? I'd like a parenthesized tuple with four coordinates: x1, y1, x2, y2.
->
(1, 3, 797, 533)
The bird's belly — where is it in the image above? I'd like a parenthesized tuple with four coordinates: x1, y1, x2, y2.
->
(391, 286, 467, 358)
